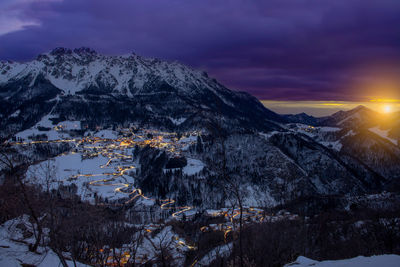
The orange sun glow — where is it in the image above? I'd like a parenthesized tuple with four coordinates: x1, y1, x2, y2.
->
(383, 105, 392, 113)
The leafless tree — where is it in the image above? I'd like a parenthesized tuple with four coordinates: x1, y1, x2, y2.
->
(205, 120, 246, 267)
(0, 146, 44, 253)
(126, 227, 145, 266)
(146, 228, 175, 267)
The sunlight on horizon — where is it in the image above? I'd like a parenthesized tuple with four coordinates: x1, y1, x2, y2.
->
(261, 100, 400, 117)
(383, 105, 392, 113)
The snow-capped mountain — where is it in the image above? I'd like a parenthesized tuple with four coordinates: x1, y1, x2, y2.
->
(0, 47, 284, 139)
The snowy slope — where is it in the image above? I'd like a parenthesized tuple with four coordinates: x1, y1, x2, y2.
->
(285, 255, 400, 267)
(0, 216, 89, 267)
(26, 149, 137, 203)
(369, 127, 398, 145)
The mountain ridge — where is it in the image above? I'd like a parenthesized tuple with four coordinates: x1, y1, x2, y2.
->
(0, 47, 285, 138)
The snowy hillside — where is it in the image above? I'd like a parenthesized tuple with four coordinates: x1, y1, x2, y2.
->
(1, 49, 400, 267)
(285, 255, 400, 267)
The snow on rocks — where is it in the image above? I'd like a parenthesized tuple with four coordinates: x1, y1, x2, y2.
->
(169, 117, 187, 126)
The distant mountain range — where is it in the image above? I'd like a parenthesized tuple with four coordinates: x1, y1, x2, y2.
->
(284, 105, 400, 141)
(1, 47, 399, 139)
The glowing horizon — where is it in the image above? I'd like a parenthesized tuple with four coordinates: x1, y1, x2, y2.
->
(261, 100, 400, 117)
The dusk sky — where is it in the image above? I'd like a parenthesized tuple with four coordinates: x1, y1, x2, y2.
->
(0, 0, 399, 103)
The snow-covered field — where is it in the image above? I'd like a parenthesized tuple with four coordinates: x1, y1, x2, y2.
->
(27, 152, 137, 202)
(14, 115, 82, 141)
(285, 255, 400, 267)
(183, 158, 204, 175)
(19, 128, 203, 209)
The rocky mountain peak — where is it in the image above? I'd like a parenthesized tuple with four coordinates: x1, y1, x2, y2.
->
(0, 48, 285, 137)
(48, 47, 97, 56)
(73, 47, 97, 55)
(49, 47, 73, 56)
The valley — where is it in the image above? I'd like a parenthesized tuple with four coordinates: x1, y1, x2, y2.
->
(0, 48, 399, 266)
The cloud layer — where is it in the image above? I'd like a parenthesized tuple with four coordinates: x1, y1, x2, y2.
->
(0, 0, 399, 100)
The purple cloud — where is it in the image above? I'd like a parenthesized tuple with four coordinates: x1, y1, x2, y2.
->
(0, 0, 399, 101)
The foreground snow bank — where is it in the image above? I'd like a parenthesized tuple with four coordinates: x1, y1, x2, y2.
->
(285, 255, 400, 267)
(0, 216, 89, 267)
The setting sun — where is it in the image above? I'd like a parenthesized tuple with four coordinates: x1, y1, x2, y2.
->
(383, 105, 392, 113)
